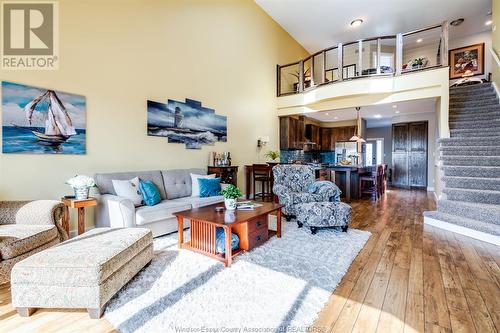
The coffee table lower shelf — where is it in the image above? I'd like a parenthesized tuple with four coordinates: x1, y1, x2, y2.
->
(175, 204, 282, 267)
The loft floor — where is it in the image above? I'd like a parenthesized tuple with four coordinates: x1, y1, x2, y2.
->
(1, 189, 498, 333)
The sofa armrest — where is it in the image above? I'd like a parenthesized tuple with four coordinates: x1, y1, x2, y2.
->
(15, 200, 68, 241)
(96, 194, 136, 228)
(0, 201, 30, 225)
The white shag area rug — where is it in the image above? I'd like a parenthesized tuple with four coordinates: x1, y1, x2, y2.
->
(104, 222, 371, 333)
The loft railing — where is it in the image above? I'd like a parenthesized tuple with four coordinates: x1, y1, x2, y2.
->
(277, 21, 449, 96)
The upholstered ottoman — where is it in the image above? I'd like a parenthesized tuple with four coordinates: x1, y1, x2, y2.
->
(296, 202, 352, 234)
(11, 227, 153, 319)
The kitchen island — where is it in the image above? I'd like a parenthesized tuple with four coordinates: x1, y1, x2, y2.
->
(327, 165, 372, 201)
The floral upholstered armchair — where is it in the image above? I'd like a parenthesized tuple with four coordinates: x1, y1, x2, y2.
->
(272, 165, 341, 220)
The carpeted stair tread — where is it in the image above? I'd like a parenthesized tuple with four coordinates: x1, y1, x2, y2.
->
(449, 82, 492, 92)
(450, 92, 497, 102)
(449, 119, 500, 129)
(443, 187, 500, 204)
(440, 146, 500, 156)
(442, 156, 500, 166)
(438, 199, 500, 225)
(443, 176, 500, 191)
(449, 112, 500, 121)
(439, 137, 500, 146)
(424, 211, 500, 236)
(443, 166, 500, 177)
(449, 99, 498, 108)
(450, 129, 499, 138)
(450, 104, 500, 111)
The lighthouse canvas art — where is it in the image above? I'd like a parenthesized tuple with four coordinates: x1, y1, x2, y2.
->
(2, 81, 86, 154)
(147, 98, 227, 149)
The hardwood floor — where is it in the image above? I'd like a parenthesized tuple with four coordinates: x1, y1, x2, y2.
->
(1, 189, 498, 333)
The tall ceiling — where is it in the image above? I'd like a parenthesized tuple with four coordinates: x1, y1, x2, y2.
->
(255, 0, 492, 53)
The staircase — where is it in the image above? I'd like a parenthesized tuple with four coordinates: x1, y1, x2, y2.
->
(424, 82, 500, 245)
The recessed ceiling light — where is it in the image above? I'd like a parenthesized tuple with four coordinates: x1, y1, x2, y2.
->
(325, 112, 329, 116)
(485, 20, 493, 26)
(416, 38, 423, 43)
(395, 110, 400, 114)
(392, 104, 397, 108)
(450, 18, 464, 26)
(334, 116, 339, 120)
(350, 19, 363, 27)
(374, 114, 382, 119)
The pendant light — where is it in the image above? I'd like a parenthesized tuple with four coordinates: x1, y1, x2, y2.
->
(350, 107, 366, 143)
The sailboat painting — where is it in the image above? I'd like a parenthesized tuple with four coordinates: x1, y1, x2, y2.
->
(2, 81, 86, 154)
(147, 98, 227, 149)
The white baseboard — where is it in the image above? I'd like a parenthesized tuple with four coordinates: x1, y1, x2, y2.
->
(426, 186, 434, 192)
(493, 81, 500, 99)
(424, 216, 500, 246)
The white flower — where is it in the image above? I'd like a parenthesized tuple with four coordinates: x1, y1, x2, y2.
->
(66, 175, 96, 188)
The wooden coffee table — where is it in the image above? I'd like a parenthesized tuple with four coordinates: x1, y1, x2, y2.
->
(174, 202, 283, 267)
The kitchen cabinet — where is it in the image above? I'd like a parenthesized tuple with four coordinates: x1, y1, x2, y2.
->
(305, 124, 321, 150)
(320, 128, 333, 150)
(320, 126, 357, 151)
(280, 116, 305, 150)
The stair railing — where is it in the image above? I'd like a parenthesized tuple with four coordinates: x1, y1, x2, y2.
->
(277, 21, 449, 96)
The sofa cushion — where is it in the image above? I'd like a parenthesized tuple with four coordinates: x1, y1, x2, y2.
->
(135, 200, 191, 225)
(173, 195, 224, 208)
(0, 224, 58, 260)
(161, 168, 205, 199)
(11, 228, 152, 287)
(112, 177, 143, 206)
(95, 170, 167, 200)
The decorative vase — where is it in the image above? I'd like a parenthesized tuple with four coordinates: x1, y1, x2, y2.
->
(74, 186, 90, 200)
(224, 198, 237, 210)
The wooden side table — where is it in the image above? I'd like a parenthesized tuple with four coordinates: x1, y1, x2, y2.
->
(61, 198, 97, 236)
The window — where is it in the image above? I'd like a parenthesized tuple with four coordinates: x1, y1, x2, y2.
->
(372, 52, 394, 70)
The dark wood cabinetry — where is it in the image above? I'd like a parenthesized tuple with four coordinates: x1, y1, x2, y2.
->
(320, 126, 356, 151)
(392, 122, 428, 188)
(280, 116, 357, 152)
(280, 116, 305, 150)
(305, 124, 321, 149)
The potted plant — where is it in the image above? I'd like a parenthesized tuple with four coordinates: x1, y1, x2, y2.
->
(412, 57, 424, 69)
(66, 175, 96, 200)
(265, 150, 280, 163)
(220, 184, 242, 210)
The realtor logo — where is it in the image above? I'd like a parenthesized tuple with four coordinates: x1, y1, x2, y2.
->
(1, 1, 59, 70)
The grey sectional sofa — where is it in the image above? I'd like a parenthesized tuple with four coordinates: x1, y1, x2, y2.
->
(95, 169, 224, 237)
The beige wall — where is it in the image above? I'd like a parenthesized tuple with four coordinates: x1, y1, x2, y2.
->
(493, 0, 500, 88)
(0, 0, 308, 231)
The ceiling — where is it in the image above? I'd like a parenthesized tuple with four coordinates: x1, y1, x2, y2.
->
(306, 98, 437, 128)
(255, 0, 492, 53)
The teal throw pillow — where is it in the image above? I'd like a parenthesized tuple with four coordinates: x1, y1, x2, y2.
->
(139, 180, 161, 206)
(198, 177, 221, 197)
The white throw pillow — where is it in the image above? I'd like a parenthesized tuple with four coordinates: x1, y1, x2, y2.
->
(112, 177, 143, 206)
(190, 173, 215, 197)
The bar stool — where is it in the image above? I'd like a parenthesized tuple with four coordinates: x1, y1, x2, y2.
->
(252, 164, 272, 201)
(359, 165, 384, 200)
